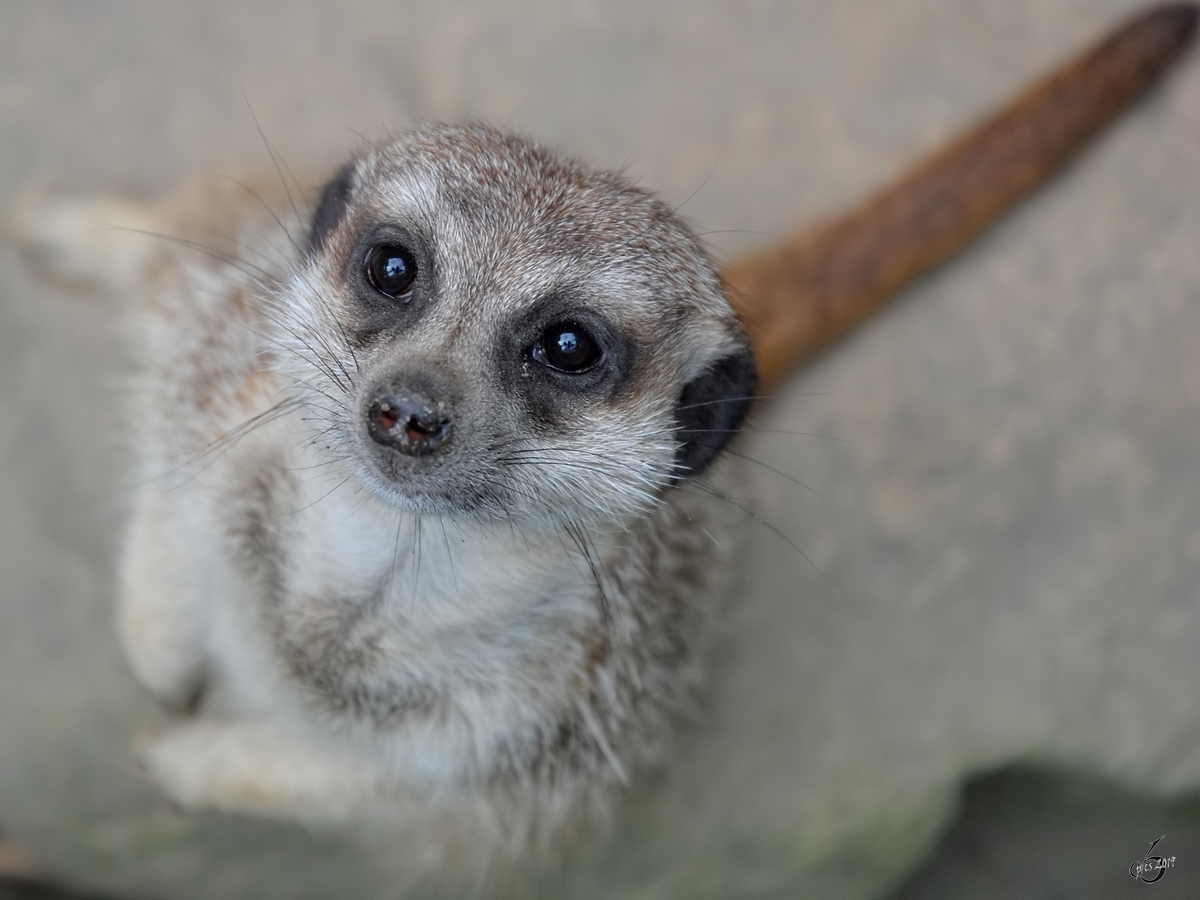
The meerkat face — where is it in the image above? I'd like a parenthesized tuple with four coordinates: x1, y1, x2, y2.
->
(276, 125, 754, 525)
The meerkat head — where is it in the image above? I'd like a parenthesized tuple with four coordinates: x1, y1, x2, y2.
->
(277, 124, 754, 525)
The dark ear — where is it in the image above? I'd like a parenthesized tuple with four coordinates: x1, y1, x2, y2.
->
(673, 344, 757, 479)
(306, 161, 357, 256)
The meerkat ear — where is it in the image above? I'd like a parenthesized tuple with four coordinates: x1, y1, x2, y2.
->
(673, 344, 757, 479)
(306, 161, 358, 255)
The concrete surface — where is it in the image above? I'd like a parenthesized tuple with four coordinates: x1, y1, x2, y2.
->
(3, 1, 1200, 898)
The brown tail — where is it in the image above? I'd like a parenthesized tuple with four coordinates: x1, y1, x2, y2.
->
(723, 3, 1198, 392)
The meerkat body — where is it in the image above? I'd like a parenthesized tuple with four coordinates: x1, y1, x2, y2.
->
(114, 126, 755, 852)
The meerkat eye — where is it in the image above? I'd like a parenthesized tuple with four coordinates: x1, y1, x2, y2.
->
(532, 322, 602, 373)
(365, 244, 418, 298)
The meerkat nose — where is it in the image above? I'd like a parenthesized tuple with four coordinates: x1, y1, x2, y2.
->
(367, 393, 452, 456)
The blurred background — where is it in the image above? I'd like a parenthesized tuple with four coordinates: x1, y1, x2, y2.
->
(3, 1, 1200, 897)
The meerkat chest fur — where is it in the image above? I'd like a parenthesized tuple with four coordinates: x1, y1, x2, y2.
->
(121, 124, 756, 843)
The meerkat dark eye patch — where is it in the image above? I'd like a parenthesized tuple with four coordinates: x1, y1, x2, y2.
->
(365, 244, 418, 299)
(673, 345, 757, 478)
(307, 161, 357, 255)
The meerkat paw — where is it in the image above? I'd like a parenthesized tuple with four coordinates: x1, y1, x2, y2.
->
(7, 188, 164, 294)
(138, 720, 385, 822)
(117, 579, 206, 711)
(117, 495, 210, 709)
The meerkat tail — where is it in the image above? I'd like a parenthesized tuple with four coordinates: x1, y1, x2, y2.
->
(724, 2, 1199, 391)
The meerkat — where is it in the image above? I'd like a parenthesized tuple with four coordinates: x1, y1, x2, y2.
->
(9, 0, 1195, 874)
(115, 125, 758, 859)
